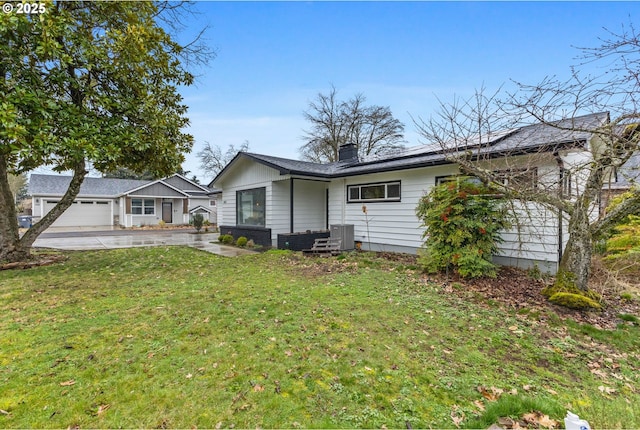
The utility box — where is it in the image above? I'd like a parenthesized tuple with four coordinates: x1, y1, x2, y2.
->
(330, 224, 354, 250)
(17, 215, 32, 228)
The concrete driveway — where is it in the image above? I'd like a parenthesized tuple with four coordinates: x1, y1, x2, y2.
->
(33, 228, 256, 257)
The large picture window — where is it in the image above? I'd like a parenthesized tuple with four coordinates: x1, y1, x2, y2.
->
(132, 198, 155, 215)
(237, 187, 266, 226)
(347, 181, 401, 203)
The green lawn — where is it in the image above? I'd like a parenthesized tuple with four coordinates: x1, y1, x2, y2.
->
(1, 247, 638, 428)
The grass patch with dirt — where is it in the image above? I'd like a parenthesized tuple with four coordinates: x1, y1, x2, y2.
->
(1, 248, 639, 428)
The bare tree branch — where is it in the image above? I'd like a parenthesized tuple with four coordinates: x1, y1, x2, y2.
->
(198, 140, 250, 178)
(300, 86, 405, 162)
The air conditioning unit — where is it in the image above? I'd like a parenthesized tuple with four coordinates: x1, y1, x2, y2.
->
(330, 224, 354, 250)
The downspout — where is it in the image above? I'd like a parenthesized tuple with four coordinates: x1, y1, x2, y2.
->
(341, 178, 346, 224)
(555, 153, 564, 267)
(290, 177, 294, 233)
(326, 188, 329, 229)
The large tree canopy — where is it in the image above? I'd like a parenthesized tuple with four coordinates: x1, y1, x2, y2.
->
(300, 86, 405, 163)
(0, 1, 203, 262)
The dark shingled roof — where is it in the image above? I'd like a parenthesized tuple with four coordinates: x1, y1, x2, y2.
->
(209, 112, 609, 186)
(29, 175, 150, 197)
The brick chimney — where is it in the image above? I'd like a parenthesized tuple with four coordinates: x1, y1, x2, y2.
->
(338, 143, 358, 161)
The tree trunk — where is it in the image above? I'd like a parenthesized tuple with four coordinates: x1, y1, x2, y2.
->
(0, 159, 87, 263)
(0, 154, 26, 262)
(557, 204, 593, 292)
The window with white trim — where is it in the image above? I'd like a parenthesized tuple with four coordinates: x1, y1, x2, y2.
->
(132, 198, 155, 215)
(209, 200, 217, 207)
(494, 168, 538, 188)
(436, 175, 482, 186)
(347, 181, 401, 203)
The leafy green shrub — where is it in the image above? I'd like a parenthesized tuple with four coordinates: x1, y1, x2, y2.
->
(236, 236, 248, 247)
(606, 215, 640, 254)
(218, 234, 234, 244)
(246, 239, 255, 248)
(415, 177, 510, 278)
(192, 213, 204, 232)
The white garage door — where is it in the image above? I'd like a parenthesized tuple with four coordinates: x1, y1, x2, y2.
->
(44, 200, 112, 227)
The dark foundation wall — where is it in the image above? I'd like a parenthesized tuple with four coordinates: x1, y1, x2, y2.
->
(277, 230, 330, 251)
(219, 225, 272, 247)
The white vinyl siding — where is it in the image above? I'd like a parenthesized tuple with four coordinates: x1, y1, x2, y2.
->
(270, 180, 291, 241)
(268, 179, 328, 243)
(216, 154, 570, 270)
(330, 167, 456, 252)
(216, 158, 284, 246)
(293, 180, 327, 232)
(328, 162, 564, 266)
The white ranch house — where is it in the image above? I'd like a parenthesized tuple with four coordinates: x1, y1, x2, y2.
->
(29, 174, 220, 228)
(210, 112, 625, 273)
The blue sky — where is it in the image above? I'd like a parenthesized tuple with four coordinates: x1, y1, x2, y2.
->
(176, 1, 638, 182)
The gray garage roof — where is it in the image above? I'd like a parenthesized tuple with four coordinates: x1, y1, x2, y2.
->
(30, 173, 220, 198)
(29, 175, 151, 197)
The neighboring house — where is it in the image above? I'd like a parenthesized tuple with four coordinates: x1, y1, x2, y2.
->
(29, 173, 220, 228)
(600, 153, 640, 211)
(210, 112, 615, 274)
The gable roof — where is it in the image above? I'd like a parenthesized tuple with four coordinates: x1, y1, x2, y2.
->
(209, 112, 609, 187)
(163, 173, 215, 196)
(189, 205, 213, 214)
(122, 178, 189, 197)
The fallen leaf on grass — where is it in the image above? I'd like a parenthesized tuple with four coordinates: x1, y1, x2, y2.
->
(253, 384, 264, 392)
(477, 386, 503, 401)
(498, 417, 516, 428)
(0, 409, 10, 415)
(599, 385, 616, 395)
(97, 404, 110, 416)
(450, 408, 464, 428)
(522, 411, 560, 429)
(59, 380, 75, 386)
(473, 400, 485, 411)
